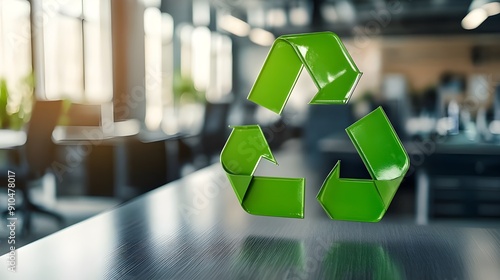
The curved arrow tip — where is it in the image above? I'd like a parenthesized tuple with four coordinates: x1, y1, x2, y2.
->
(317, 160, 386, 222)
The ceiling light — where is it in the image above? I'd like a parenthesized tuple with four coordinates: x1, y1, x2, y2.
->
(321, 3, 339, 23)
(290, 6, 310, 26)
(218, 14, 250, 37)
(462, 0, 500, 30)
(462, 7, 489, 29)
(267, 8, 287, 27)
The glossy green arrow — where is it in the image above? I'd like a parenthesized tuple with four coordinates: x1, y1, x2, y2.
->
(317, 107, 410, 222)
(220, 125, 305, 218)
(247, 31, 362, 114)
(222, 31, 408, 221)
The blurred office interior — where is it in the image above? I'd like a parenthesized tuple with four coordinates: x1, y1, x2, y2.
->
(1, 0, 500, 253)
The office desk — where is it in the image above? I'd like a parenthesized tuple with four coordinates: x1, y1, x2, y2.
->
(0, 130, 26, 171)
(51, 120, 185, 197)
(1, 164, 500, 279)
(0, 130, 26, 149)
(52, 119, 140, 143)
(319, 136, 500, 225)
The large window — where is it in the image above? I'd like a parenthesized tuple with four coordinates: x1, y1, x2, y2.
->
(2, 0, 231, 132)
(0, 0, 32, 96)
(36, 0, 113, 102)
(175, 25, 232, 134)
(0, 0, 33, 128)
(144, 6, 174, 130)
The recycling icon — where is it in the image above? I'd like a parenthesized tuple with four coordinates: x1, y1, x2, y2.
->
(220, 32, 409, 222)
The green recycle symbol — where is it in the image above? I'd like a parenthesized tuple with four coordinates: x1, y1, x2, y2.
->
(220, 32, 409, 222)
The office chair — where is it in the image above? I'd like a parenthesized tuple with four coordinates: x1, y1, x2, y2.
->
(64, 103, 102, 126)
(179, 101, 231, 169)
(2, 100, 64, 235)
(200, 102, 231, 157)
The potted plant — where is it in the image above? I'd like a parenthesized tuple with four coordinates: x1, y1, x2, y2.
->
(172, 72, 206, 133)
(0, 74, 35, 130)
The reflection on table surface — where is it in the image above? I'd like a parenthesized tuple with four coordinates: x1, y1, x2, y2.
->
(1, 165, 499, 280)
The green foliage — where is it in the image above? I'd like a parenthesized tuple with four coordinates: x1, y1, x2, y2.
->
(173, 72, 205, 104)
(0, 73, 35, 130)
(57, 99, 73, 126)
(0, 78, 10, 128)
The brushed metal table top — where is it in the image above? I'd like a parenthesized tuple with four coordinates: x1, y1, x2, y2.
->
(1, 164, 500, 280)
